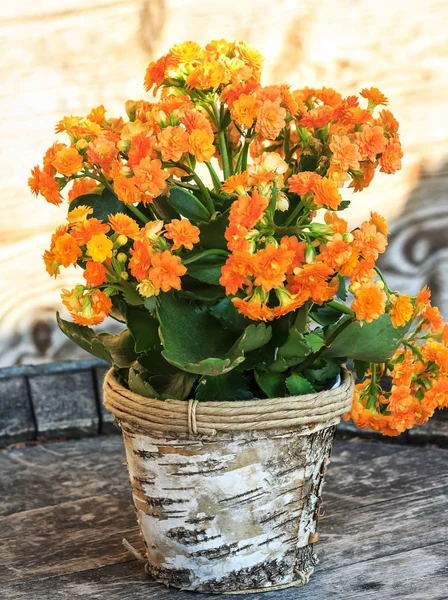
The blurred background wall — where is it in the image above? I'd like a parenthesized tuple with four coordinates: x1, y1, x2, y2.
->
(0, 0, 447, 366)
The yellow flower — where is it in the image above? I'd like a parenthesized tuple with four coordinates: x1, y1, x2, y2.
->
(67, 205, 94, 224)
(86, 234, 113, 263)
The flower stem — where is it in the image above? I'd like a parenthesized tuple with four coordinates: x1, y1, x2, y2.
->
(182, 248, 229, 265)
(326, 300, 355, 316)
(126, 204, 150, 224)
(205, 161, 222, 193)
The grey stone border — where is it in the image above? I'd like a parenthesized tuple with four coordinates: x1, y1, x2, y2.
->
(0, 361, 446, 448)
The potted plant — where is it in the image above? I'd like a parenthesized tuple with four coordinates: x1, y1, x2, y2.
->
(30, 39, 448, 593)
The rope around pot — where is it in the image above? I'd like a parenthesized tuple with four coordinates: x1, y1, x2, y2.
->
(103, 368, 354, 437)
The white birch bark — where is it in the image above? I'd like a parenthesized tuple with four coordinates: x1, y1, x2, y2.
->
(121, 419, 338, 593)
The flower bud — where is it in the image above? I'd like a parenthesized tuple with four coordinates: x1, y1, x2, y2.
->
(305, 243, 316, 263)
(125, 100, 138, 121)
(276, 192, 289, 212)
(342, 232, 354, 243)
(115, 235, 128, 248)
(375, 280, 385, 290)
(75, 139, 88, 151)
(120, 271, 129, 280)
(117, 252, 127, 264)
(117, 139, 131, 153)
(349, 281, 361, 294)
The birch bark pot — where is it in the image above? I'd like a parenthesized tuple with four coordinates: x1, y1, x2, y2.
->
(103, 368, 354, 593)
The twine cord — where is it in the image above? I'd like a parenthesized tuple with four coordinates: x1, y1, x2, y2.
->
(103, 369, 354, 437)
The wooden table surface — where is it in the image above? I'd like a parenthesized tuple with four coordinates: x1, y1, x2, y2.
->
(0, 436, 447, 599)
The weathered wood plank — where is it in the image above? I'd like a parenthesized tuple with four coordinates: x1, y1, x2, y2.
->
(28, 369, 99, 439)
(0, 377, 35, 447)
(0, 494, 142, 585)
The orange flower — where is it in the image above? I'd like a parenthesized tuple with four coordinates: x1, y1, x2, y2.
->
(133, 157, 169, 200)
(255, 99, 286, 140)
(377, 109, 399, 135)
(84, 261, 108, 287)
(52, 147, 84, 176)
(287, 262, 336, 304)
(72, 290, 112, 326)
(68, 178, 98, 202)
(232, 296, 273, 321)
(108, 213, 140, 239)
(389, 295, 413, 328)
(299, 106, 333, 129)
(158, 126, 190, 162)
(349, 258, 376, 284)
(288, 172, 322, 196)
(312, 177, 342, 210)
(168, 41, 202, 66)
(43, 250, 60, 277)
(360, 87, 388, 110)
(351, 283, 386, 322)
(148, 250, 186, 292)
(329, 135, 362, 171)
(127, 133, 157, 168)
(71, 218, 110, 245)
(369, 211, 389, 236)
(379, 138, 403, 174)
(221, 172, 249, 195)
(349, 161, 375, 192)
(387, 385, 414, 415)
(29, 167, 62, 205)
(422, 305, 444, 332)
(165, 219, 200, 250)
(129, 237, 153, 281)
(113, 175, 142, 205)
(67, 205, 94, 224)
(221, 81, 260, 108)
(421, 340, 448, 372)
(414, 285, 431, 315)
(280, 236, 306, 274)
(144, 56, 167, 93)
(87, 136, 118, 169)
(186, 61, 229, 91)
(231, 93, 260, 128)
(229, 189, 268, 230)
(224, 224, 251, 253)
(252, 243, 294, 292)
(180, 109, 214, 136)
(318, 234, 352, 269)
(354, 125, 388, 160)
(220, 251, 253, 295)
(188, 129, 215, 162)
(324, 211, 348, 234)
(353, 221, 387, 260)
(271, 286, 310, 318)
(52, 233, 82, 267)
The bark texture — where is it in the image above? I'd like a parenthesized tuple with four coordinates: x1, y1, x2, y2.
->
(121, 422, 336, 593)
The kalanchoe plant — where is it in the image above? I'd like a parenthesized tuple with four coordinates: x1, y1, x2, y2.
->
(30, 39, 448, 436)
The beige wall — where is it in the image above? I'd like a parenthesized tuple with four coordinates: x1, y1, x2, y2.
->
(1, 0, 447, 366)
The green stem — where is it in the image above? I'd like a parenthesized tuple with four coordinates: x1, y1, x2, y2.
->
(126, 204, 150, 224)
(283, 199, 305, 227)
(167, 162, 215, 216)
(374, 266, 393, 294)
(182, 248, 229, 265)
(326, 300, 355, 316)
(218, 129, 232, 179)
(205, 162, 222, 193)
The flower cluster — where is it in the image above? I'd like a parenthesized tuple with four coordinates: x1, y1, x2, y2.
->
(30, 39, 447, 432)
(345, 287, 448, 435)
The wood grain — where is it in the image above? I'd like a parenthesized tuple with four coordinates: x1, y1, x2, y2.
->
(0, 437, 447, 598)
(1, 0, 448, 366)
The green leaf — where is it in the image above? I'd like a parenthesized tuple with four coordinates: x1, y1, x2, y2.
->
(323, 314, 411, 362)
(302, 357, 343, 387)
(126, 306, 160, 353)
(209, 297, 252, 332)
(69, 187, 133, 222)
(254, 370, 286, 398)
(128, 368, 158, 398)
(338, 200, 351, 210)
(138, 350, 178, 375)
(152, 193, 180, 221)
(56, 313, 111, 363)
(307, 331, 325, 353)
(150, 372, 197, 400)
(167, 186, 210, 222)
(180, 283, 225, 302)
(195, 371, 253, 401)
(120, 282, 144, 306)
(336, 275, 347, 301)
(285, 374, 315, 395)
(354, 359, 370, 380)
(199, 212, 229, 249)
(110, 295, 127, 323)
(98, 329, 137, 368)
(269, 327, 312, 373)
(311, 304, 343, 327)
(185, 253, 227, 285)
(157, 293, 271, 375)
